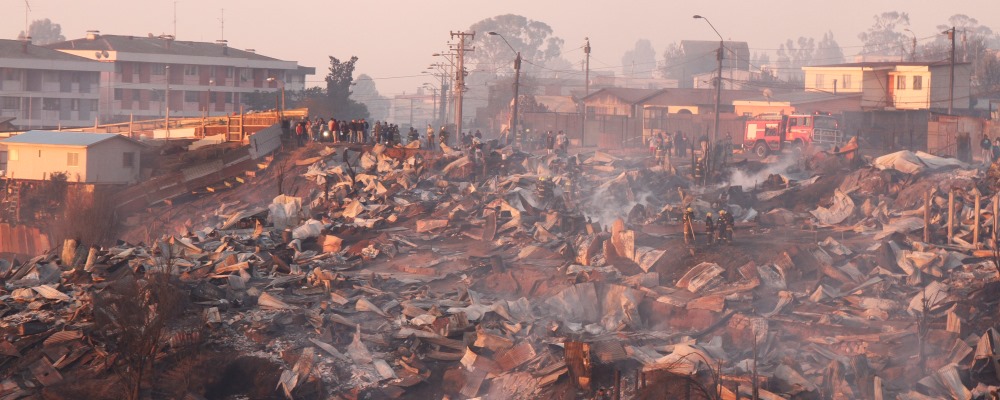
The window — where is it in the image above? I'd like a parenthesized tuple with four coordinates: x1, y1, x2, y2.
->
(184, 91, 200, 103)
(240, 68, 252, 81)
(151, 64, 166, 75)
(225, 92, 233, 103)
(67, 152, 79, 167)
(2, 68, 18, 81)
(803, 117, 811, 127)
(2, 97, 18, 110)
(150, 89, 163, 101)
(896, 75, 907, 90)
(71, 99, 79, 111)
(842, 74, 851, 89)
(114, 89, 123, 100)
(913, 76, 923, 90)
(226, 67, 234, 78)
(123, 152, 135, 168)
(815, 74, 825, 89)
(42, 98, 60, 111)
(184, 65, 198, 76)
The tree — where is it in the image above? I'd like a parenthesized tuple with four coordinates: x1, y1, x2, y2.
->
(468, 14, 564, 77)
(17, 18, 65, 45)
(927, 15, 1000, 96)
(816, 31, 845, 65)
(857, 11, 911, 57)
(658, 42, 685, 80)
(621, 39, 656, 79)
(324, 56, 369, 120)
(775, 37, 816, 82)
(352, 74, 389, 121)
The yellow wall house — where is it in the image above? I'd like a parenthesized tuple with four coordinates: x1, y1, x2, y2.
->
(1, 131, 143, 184)
(802, 61, 971, 111)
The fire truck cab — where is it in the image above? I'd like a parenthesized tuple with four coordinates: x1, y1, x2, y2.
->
(743, 113, 843, 158)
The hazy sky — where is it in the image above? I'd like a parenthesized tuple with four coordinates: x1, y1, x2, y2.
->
(5, 0, 999, 96)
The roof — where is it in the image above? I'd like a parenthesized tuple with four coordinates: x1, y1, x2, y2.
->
(47, 34, 282, 62)
(0, 131, 143, 147)
(643, 88, 763, 106)
(0, 39, 101, 62)
(736, 91, 862, 105)
(805, 61, 970, 69)
(534, 96, 579, 113)
(583, 88, 665, 104)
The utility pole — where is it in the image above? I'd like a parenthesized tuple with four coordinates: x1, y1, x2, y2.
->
(165, 65, 171, 140)
(714, 42, 723, 142)
(946, 26, 955, 115)
(694, 15, 724, 143)
(450, 31, 475, 137)
(583, 37, 591, 146)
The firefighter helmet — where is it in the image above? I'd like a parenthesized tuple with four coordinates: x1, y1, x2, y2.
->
(719, 209, 727, 215)
(686, 207, 693, 212)
(706, 212, 713, 217)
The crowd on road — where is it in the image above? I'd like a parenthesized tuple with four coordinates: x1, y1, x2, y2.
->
(288, 117, 417, 147)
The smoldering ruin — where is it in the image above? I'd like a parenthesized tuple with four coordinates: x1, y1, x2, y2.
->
(3, 126, 1000, 400)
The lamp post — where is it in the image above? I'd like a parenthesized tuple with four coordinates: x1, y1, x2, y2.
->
(693, 15, 723, 143)
(423, 83, 438, 126)
(165, 64, 171, 140)
(904, 29, 917, 62)
(424, 65, 449, 124)
(266, 76, 285, 119)
(432, 54, 456, 130)
(206, 78, 215, 115)
(487, 32, 521, 148)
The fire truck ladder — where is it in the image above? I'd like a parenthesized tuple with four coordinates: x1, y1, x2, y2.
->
(0, 179, 20, 223)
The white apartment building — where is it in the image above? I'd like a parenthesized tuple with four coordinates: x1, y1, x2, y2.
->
(0, 39, 111, 129)
(48, 32, 314, 122)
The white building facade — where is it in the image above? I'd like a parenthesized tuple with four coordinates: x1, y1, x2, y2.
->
(0, 39, 111, 129)
(48, 32, 313, 122)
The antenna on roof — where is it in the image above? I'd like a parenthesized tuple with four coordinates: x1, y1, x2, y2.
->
(23, 0, 31, 43)
(173, 1, 177, 38)
(218, 9, 225, 42)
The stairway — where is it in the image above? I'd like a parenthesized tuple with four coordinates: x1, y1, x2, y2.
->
(0, 179, 19, 223)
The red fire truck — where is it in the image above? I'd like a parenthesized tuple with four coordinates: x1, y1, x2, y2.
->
(743, 113, 843, 157)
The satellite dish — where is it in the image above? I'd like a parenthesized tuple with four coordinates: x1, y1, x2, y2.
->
(102, 50, 109, 58)
(94, 51, 102, 59)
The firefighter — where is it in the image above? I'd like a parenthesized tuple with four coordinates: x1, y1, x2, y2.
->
(682, 207, 696, 245)
(704, 212, 715, 245)
(694, 156, 705, 183)
(536, 176, 554, 204)
(718, 209, 734, 244)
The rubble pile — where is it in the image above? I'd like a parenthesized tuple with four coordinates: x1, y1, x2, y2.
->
(4, 141, 1000, 399)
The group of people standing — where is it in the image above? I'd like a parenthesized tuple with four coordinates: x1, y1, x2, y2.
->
(544, 130, 569, 155)
(980, 135, 1000, 165)
(293, 117, 371, 146)
(682, 207, 734, 246)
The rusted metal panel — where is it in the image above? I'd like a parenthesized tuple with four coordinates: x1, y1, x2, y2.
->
(0, 223, 50, 258)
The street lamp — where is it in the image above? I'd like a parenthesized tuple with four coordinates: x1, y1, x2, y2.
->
(693, 14, 724, 143)
(487, 31, 522, 148)
(266, 76, 285, 119)
(423, 83, 439, 126)
(206, 78, 215, 115)
(425, 62, 451, 125)
(165, 65, 171, 140)
(903, 28, 917, 61)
